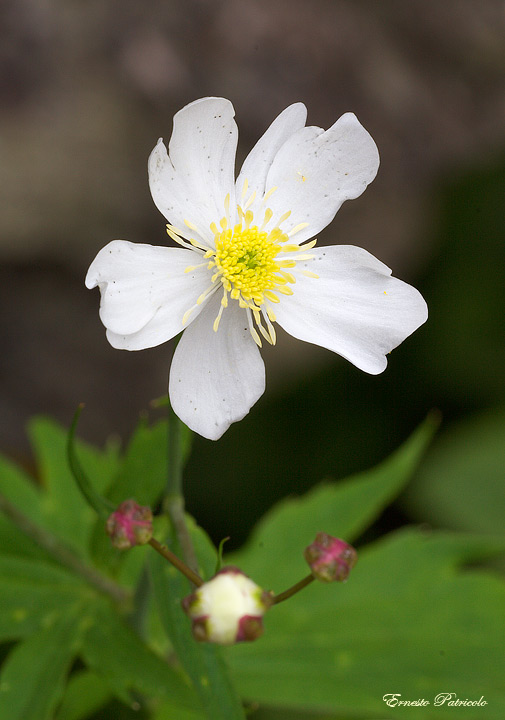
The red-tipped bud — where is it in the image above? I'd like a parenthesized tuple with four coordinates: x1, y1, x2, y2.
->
(182, 567, 272, 645)
(304, 532, 357, 582)
(106, 499, 153, 549)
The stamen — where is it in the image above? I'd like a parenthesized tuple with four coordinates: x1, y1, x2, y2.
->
(260, 208, 273, 232)
(166, 226, 197, 251)
(241, 177, 249, 202)
(190, 238, 213, 252)
(184, 262, 208, 273)
(182, 305, 196, 326)
(264, 290, 280, 303)
(277, 210, 292, 226)
(213, 303, 225, 332)
(196, 284, 218, 305)
(262, 308, 277, 344)
(224, 193, 231, 226)
(243, 190, 257, 210)
(199, 199, 320, 345)
(302, 270, 319, 278)
(246, 308, 262, 347)
(262, 186, 277, 203)
(265, 303, 276, 322)
(287, 222, 309, 237)
(257, 319, 273, 345)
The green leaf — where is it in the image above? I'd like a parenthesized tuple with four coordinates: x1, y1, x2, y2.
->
(29, 416, 120, 555)
(153, 699, 206, 720)
(0, 555, 89, 642)
(80, 598, 197, 712)
(149, 532, 246, 720)
(227, 415, 437, 589)
(228, 529, 505, 719)
(54, 670, 111, 720)
(0, 454, 48, 560)
(401, 407, 505, 535)
(0, 603, 85, 720)
(106, 419, 170, 507)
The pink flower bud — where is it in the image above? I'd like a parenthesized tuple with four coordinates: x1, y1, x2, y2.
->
(106, 499, 153, 549)
(182, 567, 272, 645)
(304, 532, 357, 582)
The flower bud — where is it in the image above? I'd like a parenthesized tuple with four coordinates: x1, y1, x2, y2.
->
(182, 567, 272, 645)
(304, 532, 357, 582)
(106, 499, 153, 549)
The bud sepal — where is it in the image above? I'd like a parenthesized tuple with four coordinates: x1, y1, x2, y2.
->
(304, 532, 357, 582)
(106, 499, 153, 550)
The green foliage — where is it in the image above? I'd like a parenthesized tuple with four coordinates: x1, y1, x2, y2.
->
(0, 412, 503, 720)
(226, 415, 438, 589)
(228, 530, 505, 719)
(400, 406, 505, 536)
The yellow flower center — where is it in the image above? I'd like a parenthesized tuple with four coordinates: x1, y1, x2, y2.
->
(211, 223, 292, 306)
(168, 185, 318, 347)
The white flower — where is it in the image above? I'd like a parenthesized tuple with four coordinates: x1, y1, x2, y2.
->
(86, 97, 427, 440)
(182, 567, 271, 645)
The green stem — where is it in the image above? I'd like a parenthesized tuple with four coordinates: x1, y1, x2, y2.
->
(163, 404, 199, 578)
(272, 574, 315, 605)
(149, 537, 203, 587)
(0, 491, 130, 607)
(67, 405, 114, 519)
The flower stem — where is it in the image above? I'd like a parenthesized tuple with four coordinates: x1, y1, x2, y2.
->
(272, 573, 315, 605)
(163, 403, 199, 578)
(0, 491, 130, 606)
(148, 537, 203, 587)
(67, 404, 114, 520)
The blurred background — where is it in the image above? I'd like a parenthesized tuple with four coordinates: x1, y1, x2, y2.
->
(1, 0, 504, 548)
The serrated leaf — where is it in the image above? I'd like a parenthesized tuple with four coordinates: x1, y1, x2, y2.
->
(0, 555, 89, 642)
(0, 603, 85, 720)
(228, 529, 505, 719)
(401, 407, 505, 535)
(29, 416, 120, 555)
(149, 530, 245, 720)
(80, 598, 197, 712)
(227, 415, 437, 589)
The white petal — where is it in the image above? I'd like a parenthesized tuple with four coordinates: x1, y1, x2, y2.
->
(274, 245, 428, 374)
(236, 103, 307, 205)
(264, 113, 379, 243)
(148, 98, 238, 245)
(169, 297, 265, 440)
(86, 240, 212, 350)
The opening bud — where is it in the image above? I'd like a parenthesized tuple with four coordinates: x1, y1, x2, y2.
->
(106, 499, 153, 550)
(182, 566, 272, 645)
(304, 532, 357, 582)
